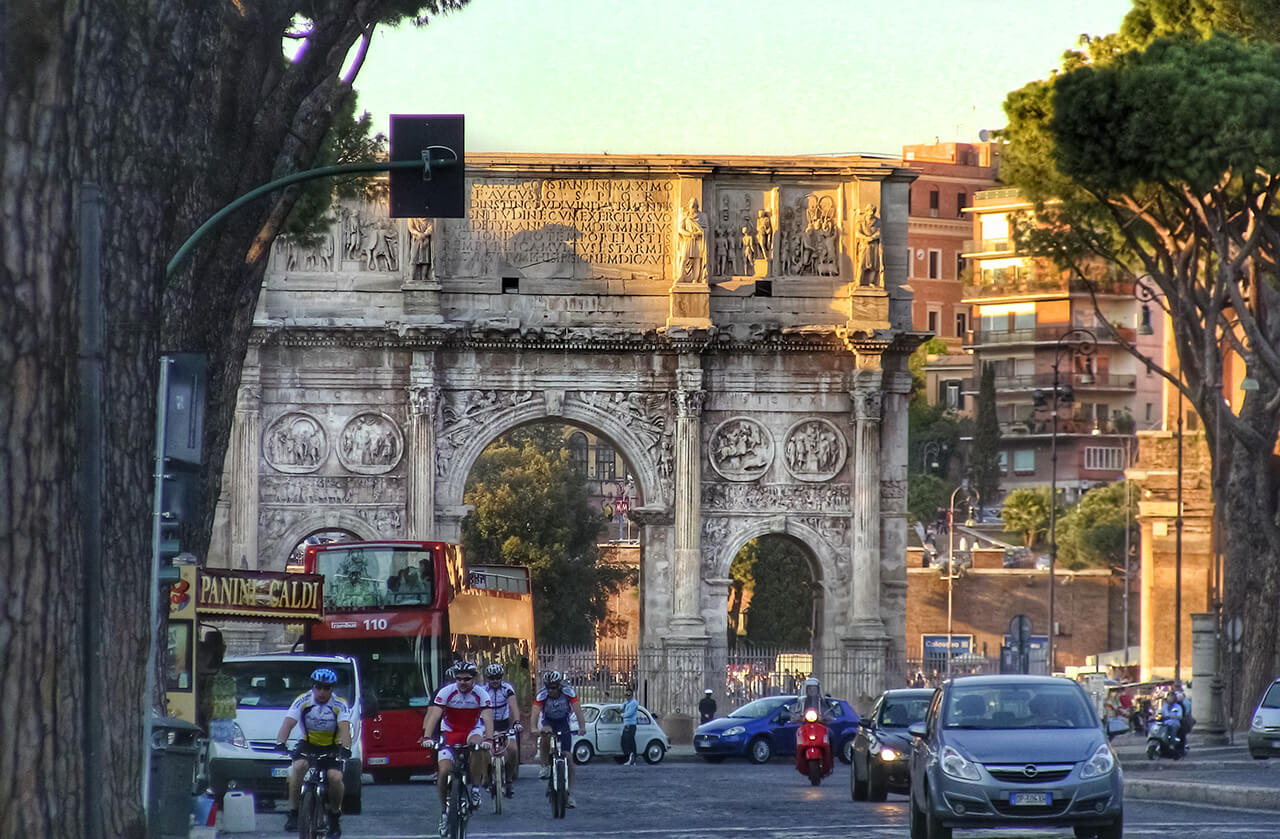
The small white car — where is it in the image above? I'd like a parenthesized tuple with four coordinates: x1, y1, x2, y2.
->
(1248, 677, 1280, 759)
(572, 702, 670, 765)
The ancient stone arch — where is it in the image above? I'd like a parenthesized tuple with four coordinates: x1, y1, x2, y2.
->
(211, 154, 919, 716)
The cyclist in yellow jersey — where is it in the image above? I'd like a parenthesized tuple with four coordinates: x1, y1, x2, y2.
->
(275, 668, 352, 837)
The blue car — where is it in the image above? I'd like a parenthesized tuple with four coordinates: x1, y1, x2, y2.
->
(693, 694, 861, 764)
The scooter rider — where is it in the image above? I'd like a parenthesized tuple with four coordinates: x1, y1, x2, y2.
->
(1161, 688, 1186, 755)
(791, 677, 834, 723)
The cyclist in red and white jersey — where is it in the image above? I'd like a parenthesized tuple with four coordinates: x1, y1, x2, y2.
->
(421, 661, 493, 836)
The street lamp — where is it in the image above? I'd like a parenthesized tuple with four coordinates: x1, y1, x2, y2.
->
(1038, 326, 1098, 675)
(946, 481, 980, 677)
(922, 440, 944, 474)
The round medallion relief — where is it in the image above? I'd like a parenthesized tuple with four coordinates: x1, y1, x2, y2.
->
(263, 412, 328, 474)
(782, 417, 847, 482)
(337, 412, 404, 475)
(709, 417, 774, 481)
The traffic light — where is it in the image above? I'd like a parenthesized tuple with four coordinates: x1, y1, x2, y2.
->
(154, 354, 207, 585)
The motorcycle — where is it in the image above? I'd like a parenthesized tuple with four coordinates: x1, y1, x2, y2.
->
(1146, 713, 1184, 760)
(794, 708, 833, 785)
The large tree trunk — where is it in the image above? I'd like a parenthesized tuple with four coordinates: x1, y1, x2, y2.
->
(1, 2, 403, 836)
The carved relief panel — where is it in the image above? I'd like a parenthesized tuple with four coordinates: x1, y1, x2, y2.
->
(708, 417, 773, 481)
(263, 412, 328, 473)
(777, 187, 843, 277)
(712, 188, 776, 278)
(782, 418, 848, 482)
(337, 412, 404, 475)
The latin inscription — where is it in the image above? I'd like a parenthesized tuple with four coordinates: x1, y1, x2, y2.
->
(444, 178, 674, 274)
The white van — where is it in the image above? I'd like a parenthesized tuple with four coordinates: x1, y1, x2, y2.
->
(206, 653, 364, 813)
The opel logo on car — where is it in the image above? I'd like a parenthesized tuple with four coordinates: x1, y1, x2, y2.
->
(1023, 764, 1039, 778)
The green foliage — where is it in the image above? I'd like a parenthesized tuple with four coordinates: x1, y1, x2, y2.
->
(1057, 481, 1138, 570)
(462, 428, 630, 646)
(1001, 488, 1056, 548)
(970, 363, 1002, 507)
(739, 537, 815, 648)
(908, 337, 950, 402)
(907, 473, 951, 527)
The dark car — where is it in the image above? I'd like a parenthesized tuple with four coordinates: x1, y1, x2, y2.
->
(907, 675, 1122, 839)
(850, 688, 933, 801)
(693, 694, 860, 764)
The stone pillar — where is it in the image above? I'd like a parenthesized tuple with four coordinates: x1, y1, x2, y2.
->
(229, 360, 261, 569)
(1191, 612, 1228, 743)
(850, 366, 886, 639)
(406, 353, 440, 539)
(879, 364, 913, 668)
(671, 360, 707, 629)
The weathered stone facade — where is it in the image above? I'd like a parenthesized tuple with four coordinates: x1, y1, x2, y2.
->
(209, 155, 921, 714)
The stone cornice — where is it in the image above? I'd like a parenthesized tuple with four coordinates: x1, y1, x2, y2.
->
(465, 152, 911, 181)
(251, 320, 913, 356)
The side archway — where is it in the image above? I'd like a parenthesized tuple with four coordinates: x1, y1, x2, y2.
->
(270, 512, 373, 571)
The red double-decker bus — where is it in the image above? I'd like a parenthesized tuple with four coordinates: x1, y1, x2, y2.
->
(300, 540, 534, 781)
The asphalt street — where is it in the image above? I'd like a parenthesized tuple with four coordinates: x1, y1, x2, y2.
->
(210, 758, 1280, 839)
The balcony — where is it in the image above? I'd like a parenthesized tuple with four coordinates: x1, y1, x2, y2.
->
(961, 238, 1014, 256)
(960, 371, 1137, 393)
(972, 187, 1024, 206)
(966, 324, 1136, 348)
(999, 416, 1134, 436)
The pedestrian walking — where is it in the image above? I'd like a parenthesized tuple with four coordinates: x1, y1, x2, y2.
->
(621, 686, 639, 765)
(699, 689, 717, 724)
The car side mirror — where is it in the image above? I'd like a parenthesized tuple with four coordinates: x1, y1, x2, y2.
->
(908, 722, 927, 739)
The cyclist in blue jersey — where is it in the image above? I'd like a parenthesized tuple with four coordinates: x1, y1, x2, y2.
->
(535, 670, 586, 807)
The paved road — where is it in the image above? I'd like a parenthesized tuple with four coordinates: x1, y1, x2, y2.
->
(217, 759, 1280, 838)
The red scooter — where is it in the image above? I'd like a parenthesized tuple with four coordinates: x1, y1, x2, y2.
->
(794, 708, 833, 785)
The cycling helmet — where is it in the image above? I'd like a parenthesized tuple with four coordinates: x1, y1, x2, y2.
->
(311, 667, 339, 685)
(444, 665, 457, 681)
(454, 660, 479, 677)
(543, 670, 563, 686)
(484, 663, 505, 678)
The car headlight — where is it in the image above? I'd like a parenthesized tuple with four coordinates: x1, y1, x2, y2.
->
(940, 745, 981, 781)
(1079, 743, 1116, 779)
(212, 722, 247, 749)
(1253, 714, 1264, 730)
(879, 746, 900, 761)
(722, 726, 746, 737)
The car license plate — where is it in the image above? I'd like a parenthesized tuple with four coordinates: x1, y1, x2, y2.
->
(271, 766, 290, 778)
(367, 757, 389, 765)
(1010, 792, 1050, 806)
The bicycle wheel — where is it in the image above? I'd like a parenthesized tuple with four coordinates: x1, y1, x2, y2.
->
(552, 757, 568, 819)
(448, 772, 468, 839)
(491, 755, 504, 815)
(298, 783, 321, 839)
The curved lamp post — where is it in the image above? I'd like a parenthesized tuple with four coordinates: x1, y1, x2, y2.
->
(922, 440, 944, 474)
(946, 482, 980, 677)
(1038, 327, 1098, 675)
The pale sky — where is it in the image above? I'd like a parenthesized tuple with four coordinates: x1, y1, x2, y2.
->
(352, 0, 1135, 157)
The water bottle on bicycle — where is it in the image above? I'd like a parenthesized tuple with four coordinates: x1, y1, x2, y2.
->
(535, 671, 587, 810)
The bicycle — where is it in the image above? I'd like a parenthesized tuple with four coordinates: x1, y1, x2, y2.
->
(424, 739, 482, 839)
(486, 726, 519, 814)
(541, 730, 570, 819)
(293, 748, 344, 839)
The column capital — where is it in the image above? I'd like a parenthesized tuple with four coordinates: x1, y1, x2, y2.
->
(407, 385, 440, 417)
(852, 388, 883, 424)
(676, 387, 707, 418)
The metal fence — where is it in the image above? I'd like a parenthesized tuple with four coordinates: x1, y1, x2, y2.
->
(534, 644, 1005, 715)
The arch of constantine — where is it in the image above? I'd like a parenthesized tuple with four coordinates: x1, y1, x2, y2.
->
(210, 154, 921, 716)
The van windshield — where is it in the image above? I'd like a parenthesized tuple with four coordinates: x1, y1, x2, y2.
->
(220, 660, 356, 710)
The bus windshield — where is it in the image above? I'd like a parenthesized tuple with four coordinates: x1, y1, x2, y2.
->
(315, 546, 435, 610)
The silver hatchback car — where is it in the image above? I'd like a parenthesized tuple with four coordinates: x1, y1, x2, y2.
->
(907, 675, 1122, 839)
(1248, 677, 1280, 759)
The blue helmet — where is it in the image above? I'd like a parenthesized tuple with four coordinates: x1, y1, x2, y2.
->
(311, 667, 339, 685)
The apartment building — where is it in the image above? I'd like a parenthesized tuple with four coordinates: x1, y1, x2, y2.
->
(959, 188, 1163, 500)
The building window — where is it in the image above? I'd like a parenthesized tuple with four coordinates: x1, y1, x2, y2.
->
(906, 248, 913, 279)
(955, 311, 968, 338)
(957, 192, 968, 217)
(568, 432, 588, 474)
(998, 451, 1009, 475)
(927, 305, 941, 335)
(928, 249, 941, 279)
(1145, 402, 1153, 423)
(595, 441, 617, 480)
(1013, 449, 1036, 474)
(944, 380, 961, 409)
(929, 188, 939, 218)
(956, 253, 965, 282)
(1084, 446, 1125, 471)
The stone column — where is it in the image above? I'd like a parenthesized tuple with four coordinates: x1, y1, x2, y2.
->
(229, 361, 261, 569)
(879, 364, 913, 667)
(671, 362, 707, 628)
(406, 353, 440, 539)
(850, 366, 886, 638)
